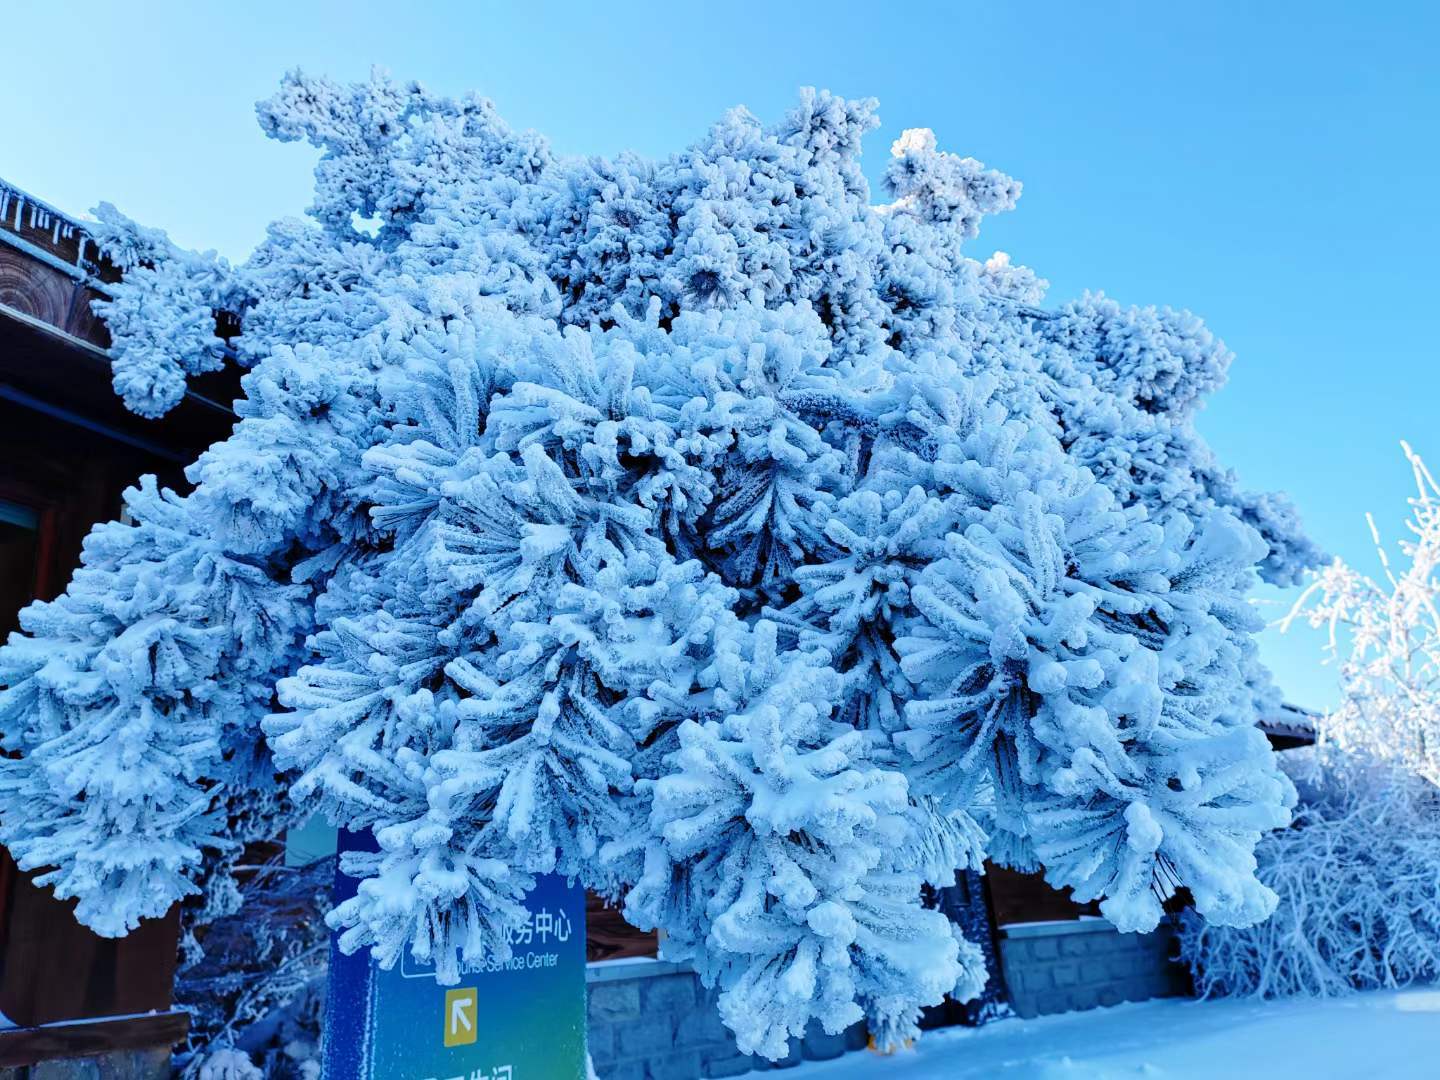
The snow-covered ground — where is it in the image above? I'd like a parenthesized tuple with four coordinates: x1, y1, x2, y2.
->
(792, 990, 1440, 1079)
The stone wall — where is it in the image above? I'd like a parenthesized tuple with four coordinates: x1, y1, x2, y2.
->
(586, 960, 866, 1080)
(0, 1047, 169, 1080)
(996, 918, 1189, 1019)
(586, 919, 1192, 1076)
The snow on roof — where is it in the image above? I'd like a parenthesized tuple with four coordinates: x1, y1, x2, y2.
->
(0, 176, 109, 283)
(1259, 702, 1318, 745)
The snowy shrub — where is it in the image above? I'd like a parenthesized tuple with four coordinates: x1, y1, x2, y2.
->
(0, 71, 1312, 1056)
(1180, 752, 1440, 998)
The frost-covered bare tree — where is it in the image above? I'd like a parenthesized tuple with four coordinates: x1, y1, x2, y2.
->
(1180, 752, 1440, 998)
(174, 853, 332, 1078)
(1183, 446, 1440, 998)
(1283, 443, 1440, 786)
(0, 71, 1313, 1058)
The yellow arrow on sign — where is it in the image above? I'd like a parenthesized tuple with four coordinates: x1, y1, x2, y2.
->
(443, 988, 478, 1048)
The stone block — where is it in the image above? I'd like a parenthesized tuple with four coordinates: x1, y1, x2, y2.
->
(1082, 939, 1117, 962)
(1105, 955, 1139, 981)
(591, 980, 644, 1022)
(618, 1015, 676, 1058)
(643, 973, 697, 1014)
(1096, 987, 1123, 1007)
(770, 1037, 803, 1069)
(704, 1051, 759, 1077)
(31, 1058, 101, 1080)
(801, 1022, 847, 1061)
(644, 1049, 703, 1079)
(1030, 936, 1060, 961)
(1035, 990, 1071, 1015)
(30, 1058, 99, 1080)
(1009, 994, 1041, 1020)
(588, 1022, 619, 1064)
(1089, 942, 1127, 965)
(675, 1005, 730, 1048)
(1051, 962, 1079, 988)
(110, 1049, 170, 1080)
(596, 1061, 646, 1080)
(1060, 933, 1090, 957)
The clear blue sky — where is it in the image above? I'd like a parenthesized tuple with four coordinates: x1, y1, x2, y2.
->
(4, 0, 1436, 711)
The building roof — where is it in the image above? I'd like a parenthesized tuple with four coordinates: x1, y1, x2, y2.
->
(1259, 703, 1318, 750)
(0, 176, 236, 460)
(0, 179, 115, 289)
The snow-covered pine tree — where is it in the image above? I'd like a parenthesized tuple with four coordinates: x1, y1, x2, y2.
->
(0, 70, 1313, 1056)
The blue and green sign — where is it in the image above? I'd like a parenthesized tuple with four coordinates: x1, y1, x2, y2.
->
(323, 832, 588, 1080)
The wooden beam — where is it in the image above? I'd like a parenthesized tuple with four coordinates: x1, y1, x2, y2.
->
(0, 303, 238, 462)
(0, 1011, 189, 1068)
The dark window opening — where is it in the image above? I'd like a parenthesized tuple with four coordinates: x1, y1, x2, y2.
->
(0, 502, 39, 639)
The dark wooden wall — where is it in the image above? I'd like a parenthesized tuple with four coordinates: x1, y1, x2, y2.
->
(0, 401, 190, 1026)
(0, 858, 182, 1026)
(984, 862, 1101, 928)
(0, 185, 239, 1044)
(586, 892, 659, 963)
